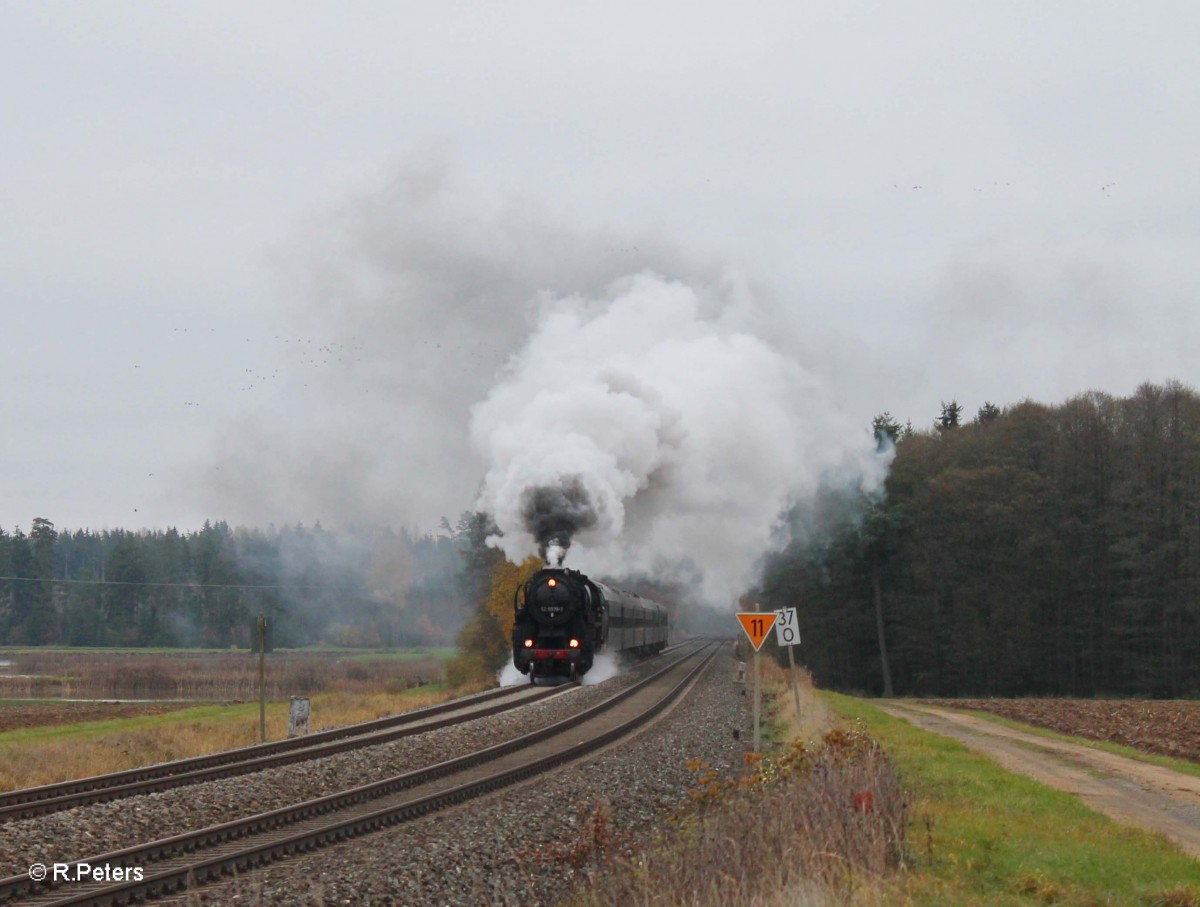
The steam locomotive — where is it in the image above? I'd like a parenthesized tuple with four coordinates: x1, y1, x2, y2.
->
(512, 567, 668, 682)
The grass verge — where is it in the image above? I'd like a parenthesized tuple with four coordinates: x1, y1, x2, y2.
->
(0, 685, 459, 791)
(825, 693, 1200, 906)
(561, 658, 904, 907)
(570, 728, 907, 907)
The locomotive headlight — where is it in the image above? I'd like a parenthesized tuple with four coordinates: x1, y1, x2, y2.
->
(547, 578, 557, 587)
(568, 638, 580, 648)
(524, 638, 535, 648)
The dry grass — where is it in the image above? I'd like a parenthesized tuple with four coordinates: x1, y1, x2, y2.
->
(0, 685, 457, 792)
(759, 656, 832, 746)
(562, 655, 905, 907)
(571, 726, 907, 907)
(0, 646, 502, 792)
(1155, 887, 1200, 907)
(0, 650, 443, 700)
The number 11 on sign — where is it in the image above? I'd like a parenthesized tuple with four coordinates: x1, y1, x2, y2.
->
(736, 612, 776, 651)
(736, 611, 777, 753)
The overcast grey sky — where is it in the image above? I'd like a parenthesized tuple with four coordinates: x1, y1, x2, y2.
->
(3, 1, 1198, 535)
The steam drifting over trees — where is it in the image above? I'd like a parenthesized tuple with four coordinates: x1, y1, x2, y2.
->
(0, 522, 467, 649)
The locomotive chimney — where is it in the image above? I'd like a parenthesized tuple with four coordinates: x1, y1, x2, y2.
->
(545, 539, 567, 566)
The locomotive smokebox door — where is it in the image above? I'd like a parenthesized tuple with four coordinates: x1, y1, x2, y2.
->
(531, 576, 572, 624)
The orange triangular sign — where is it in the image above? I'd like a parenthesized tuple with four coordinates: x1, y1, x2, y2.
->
(737, 612, 777, 651)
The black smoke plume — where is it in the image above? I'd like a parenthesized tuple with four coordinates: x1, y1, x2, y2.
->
(520, 476, 598, 564)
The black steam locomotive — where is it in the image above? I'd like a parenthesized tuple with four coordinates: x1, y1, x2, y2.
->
(512, 567, 668, 682)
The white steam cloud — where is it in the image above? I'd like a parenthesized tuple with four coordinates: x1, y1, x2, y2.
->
(202, 158, 716, 532)
(201, 160, 890, 608)
(471, 272, 890, 605)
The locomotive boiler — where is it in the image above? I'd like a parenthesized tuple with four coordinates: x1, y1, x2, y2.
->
(512, 567, 668, 682)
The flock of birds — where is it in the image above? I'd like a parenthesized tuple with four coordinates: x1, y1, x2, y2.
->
(162, 330, 367, 398)
(891, 180, 1117, 194)
(119, 175, 1124, 520)
(121, 330, 370, 516)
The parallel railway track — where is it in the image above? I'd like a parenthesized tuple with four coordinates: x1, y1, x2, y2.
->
(1, 640, 717, 906)
(0, 683, 569, 823)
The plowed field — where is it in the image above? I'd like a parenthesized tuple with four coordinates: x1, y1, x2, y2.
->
(0, 701, 193, 733)
(927, 699, 1200, 764)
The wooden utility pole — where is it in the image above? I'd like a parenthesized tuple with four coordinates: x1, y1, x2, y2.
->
(870, 567, 894, 697)
(257, 613, 267, 743)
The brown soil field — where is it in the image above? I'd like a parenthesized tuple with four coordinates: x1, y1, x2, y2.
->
(926, 698, 1200, 764)
(0, 701, 196, 734)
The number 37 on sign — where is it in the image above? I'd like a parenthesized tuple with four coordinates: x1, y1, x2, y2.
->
(774, 607, 800, 647)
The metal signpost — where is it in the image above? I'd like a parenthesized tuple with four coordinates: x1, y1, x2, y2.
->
(735, 611, 777, 753)
(775, 607, 802, 725)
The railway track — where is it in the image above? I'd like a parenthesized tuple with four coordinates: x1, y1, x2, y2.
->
(0, 682, 569, 823)
(2, 640, 718, 906)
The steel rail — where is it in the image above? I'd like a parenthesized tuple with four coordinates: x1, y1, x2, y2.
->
(0, 683, 567, 822)
(2, 641, 717, 906)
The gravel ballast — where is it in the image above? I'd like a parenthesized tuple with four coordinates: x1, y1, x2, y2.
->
(7, 645, 752, 905)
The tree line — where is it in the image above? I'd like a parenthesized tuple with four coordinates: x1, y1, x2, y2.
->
(0, 519, 473, 649)
(758, 380, 1200, 698)
(12, 379, 1198, 697)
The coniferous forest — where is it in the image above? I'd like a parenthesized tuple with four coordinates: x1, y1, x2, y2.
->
(759, 380, 1200, 699)
(5, 381, 1200, 699)
(0, 520, 472, 649)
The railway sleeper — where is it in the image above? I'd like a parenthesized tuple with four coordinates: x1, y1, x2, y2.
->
(7, 644, 713, 907)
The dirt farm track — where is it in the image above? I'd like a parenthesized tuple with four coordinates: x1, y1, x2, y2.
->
(924, 698, 1200, 764)
(883, 699, 1200, 860)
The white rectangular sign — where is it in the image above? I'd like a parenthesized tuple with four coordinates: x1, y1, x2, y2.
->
(775, 607, 800, 647)
(288, 697, 311, 737)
